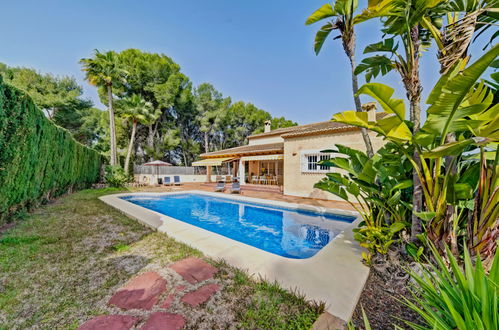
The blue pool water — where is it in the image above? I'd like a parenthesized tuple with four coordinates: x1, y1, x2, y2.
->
(121, 193, 355, 259)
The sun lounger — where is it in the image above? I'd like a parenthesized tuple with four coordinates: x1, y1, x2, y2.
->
(173, 175, 181, 185)
(214, 181, 225, 192)
(230, 181, 241, 194)
(163, 176, 171, 186)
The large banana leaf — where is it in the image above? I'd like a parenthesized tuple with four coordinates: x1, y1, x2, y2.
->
(332, 82, 413, 142)
(423, 44, 499, 140)
(305, 3, 335, 25)
(353, 0, 392, 24)
(356, 83, 406, 120)
(312, 22, 336, 55)
(364, 38, 398, 53)
(423, 137, 496, 158)
(354, 55, 394, 82)
(334, 0, 358, 17)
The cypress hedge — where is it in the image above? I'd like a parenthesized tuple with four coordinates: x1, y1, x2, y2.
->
(0, 76, 102, 224)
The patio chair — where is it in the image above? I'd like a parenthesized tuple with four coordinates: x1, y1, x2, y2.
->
(251, 176, 258, 184)
(259, 176, 267, 185)
(214, 181, 225, 192)
(225, 175, 232, 182)
(230, 181, 241, 194)
(216, 175, 223, 182)
(173, 175, 181, 185)
(163, 176, 172, 186)
(268, 176, 277, 185)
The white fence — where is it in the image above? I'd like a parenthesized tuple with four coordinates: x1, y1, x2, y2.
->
(133, 165, 195, 175)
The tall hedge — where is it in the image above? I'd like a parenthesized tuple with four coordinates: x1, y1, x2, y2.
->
(0, 76, 102, 224)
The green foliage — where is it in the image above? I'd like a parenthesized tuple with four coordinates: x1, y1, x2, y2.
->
(0, 77, 102, 225)
(80, 48, 299, 166)
(404, 244, 499, 330)
(315, 143, 412, 261)
(354, 222, 406, 262)
(406, 242, 425, 262)
(104, 165, 130, 187)
(0, 63, 96, 145)
(305, 0, 359, 55)
(332, 44, 499, 261)
(80, 50, 127, 88)
(0, 63, 83, 117)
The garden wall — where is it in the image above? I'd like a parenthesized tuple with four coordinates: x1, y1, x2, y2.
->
(0, 76, 102, 224)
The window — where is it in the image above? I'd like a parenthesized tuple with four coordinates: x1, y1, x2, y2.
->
(302, 152, 332, 173)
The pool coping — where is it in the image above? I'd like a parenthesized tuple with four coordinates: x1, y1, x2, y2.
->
(99, 190, 370, 322)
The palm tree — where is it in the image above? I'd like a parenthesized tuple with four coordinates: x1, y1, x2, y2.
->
(80, 50, 127, 166)
(353, 0, 448, 240)
(306, 0, 375, 158)
(117, 94, 161, 172)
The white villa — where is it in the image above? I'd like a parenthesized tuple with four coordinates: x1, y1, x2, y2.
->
(193, 108, 385, 201)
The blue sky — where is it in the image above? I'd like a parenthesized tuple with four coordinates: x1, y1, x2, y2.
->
(0, 0, 478, 124)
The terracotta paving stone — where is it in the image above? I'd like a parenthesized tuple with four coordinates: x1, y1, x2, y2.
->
(78, 315, 139, 330)
(140, 312, 185, 330)
(174, 285, 186, 293)
(181, 283, 220, 307)
(108, 271, 167, 310)
(170, 257, 218, 284)
(159, 294, 175, 309)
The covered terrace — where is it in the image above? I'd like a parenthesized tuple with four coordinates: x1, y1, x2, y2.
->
(192, 142, 284, 188)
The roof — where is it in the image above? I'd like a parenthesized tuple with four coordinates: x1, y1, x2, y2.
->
(247, 126, 300, 139)
(143, 160, 172, 166)
(248, 113, 388, 140)
(200, 142, 284, 158)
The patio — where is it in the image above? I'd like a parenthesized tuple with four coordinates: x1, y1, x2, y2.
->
(133, 182, 356, 211)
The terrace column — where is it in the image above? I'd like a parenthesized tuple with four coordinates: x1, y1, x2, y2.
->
(206, 166, 212, 183)
(238, 159, 246, 185)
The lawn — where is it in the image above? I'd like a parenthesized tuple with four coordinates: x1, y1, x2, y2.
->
(0, 188, 323, 329)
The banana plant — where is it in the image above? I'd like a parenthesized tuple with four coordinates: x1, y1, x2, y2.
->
(315, 143, 413, 262)
(306, 0, 375, 157)
(329, 44, 499, 259)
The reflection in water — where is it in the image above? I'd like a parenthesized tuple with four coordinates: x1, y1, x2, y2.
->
(122, 194, 353, 259)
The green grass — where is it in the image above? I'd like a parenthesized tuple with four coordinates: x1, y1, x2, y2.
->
(0, 188, 322, 329)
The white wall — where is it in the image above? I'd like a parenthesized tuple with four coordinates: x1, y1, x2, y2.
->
(134, 174, 218, 185)
(283, 130, 385, 201)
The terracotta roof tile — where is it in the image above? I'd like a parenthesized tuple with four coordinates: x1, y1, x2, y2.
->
(248, 113, 387, 139)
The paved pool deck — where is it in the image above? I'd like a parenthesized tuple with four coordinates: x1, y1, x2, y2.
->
(130, 182, 357, 211)
(99, 189, 369, 323)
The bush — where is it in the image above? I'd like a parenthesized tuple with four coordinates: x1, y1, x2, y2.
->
(0, 76, 102, 224)
(404, 244, 499, 329)
(104, 165, 130, 187)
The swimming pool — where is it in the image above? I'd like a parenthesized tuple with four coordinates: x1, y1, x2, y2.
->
(121, 193, 355, 259)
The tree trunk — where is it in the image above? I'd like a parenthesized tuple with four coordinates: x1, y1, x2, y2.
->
(147, 125, 154, 149)
(444, 132, 458, 254)
(204, 131, 209, 153)
(410, 95, 423, 242)
(124, 120, 137, 174)
(107, 84, 118, 166)
(349, 52, 375, 158)
(409, 26, 423, 242)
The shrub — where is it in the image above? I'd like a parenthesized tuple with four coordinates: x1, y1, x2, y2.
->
(404, 244, 499, 329)
(104, 165, 130, 187)
(0, 77, 102, 224)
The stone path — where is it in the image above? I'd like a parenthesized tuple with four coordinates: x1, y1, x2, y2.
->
(78, 258, 220, 330)
(108, 271, 167, 310)
(169, 257, 218, 284)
